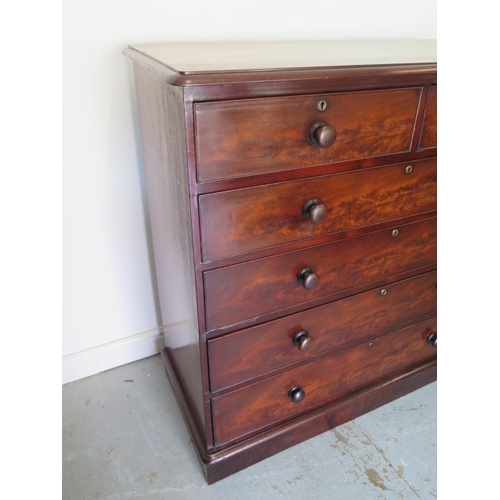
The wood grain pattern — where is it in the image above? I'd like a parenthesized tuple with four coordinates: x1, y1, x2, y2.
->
(203, 360, 436, 482)
(195, 88, 421, 180)
(204, 217, 436, 331)
(419, 86, 437, 149)
(212, 317, 437, 445)
(132, 64, 206, 439)
(125, 42, 438, 483)
(200, 158, 436, 261)
(208, 270, 437, 392)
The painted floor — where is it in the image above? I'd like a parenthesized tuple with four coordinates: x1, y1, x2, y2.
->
(62, 354, 436, 499)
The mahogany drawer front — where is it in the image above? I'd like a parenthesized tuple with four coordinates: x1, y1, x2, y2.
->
(204, 217, 436, 331)
(212, 316, 437, 445)
(194, 88, 421, 181)
(418, 86, 437, 150)
(208, 270, 437, 392)
(199, 158, 436, 261)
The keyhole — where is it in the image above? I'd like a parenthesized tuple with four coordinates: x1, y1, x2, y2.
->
(317, 100, 327, 112)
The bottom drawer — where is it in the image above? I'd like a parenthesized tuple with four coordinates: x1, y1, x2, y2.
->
(212, 317, 437, 446)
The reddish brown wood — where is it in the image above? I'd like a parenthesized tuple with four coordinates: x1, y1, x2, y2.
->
(162, 344, 435, 483)
(204, 217, 436, 330)
(419, 86, 437, 149)
(125, 42, 437, 484)
(184, 65, 437, 103)
(199, 158, 436, 261)
(212, 317, 437, 445)
(194, 149, 436, 195)
(124, 44, 437, 101)
(132, 64, 208, 441)
(208, 270, 436, 392)
(161, 348, 208, 464)
(195, 88, 421, 181)
(199, 210, 436, 273)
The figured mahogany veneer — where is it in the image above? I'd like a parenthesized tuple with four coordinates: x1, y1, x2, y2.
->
(208, 270, 437, 392)
(419, 86, 437, 149)
(204, 217, 436, 330)
(124, 41, 437, 484)
(212, 316, 437, 446)
(200, 158, 437, 261)
(195, 88, 421, 181)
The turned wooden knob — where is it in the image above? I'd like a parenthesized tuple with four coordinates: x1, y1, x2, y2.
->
(427, 332, 437, 347)
(308, 121, 337, 148)
(298, 268, 320, 290)
(288, 386, 306, 403)
(303, 199, 328, 224)
(292, 330, 314, 352)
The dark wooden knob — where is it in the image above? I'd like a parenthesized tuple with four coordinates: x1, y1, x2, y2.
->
(288, 386, 306, 403)
(292, 330, 314, 352)
(298, 268, 319, 290)
(309, 121, 337, 148)
(427, 332, 437, 347)
(303, 199, 328, 224)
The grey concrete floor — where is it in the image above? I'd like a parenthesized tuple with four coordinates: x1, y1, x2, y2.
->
(62, 354, 436, 499)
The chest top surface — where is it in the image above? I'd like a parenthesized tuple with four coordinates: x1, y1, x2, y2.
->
(125, 40, 437, 75)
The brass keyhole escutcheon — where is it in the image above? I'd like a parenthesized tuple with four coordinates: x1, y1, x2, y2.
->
(405, 165, 413, 174)
(317, 100, 328, 112)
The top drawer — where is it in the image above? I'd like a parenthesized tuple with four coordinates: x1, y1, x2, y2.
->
(418, 86, 437, 150)
(194, 88, 421, 181)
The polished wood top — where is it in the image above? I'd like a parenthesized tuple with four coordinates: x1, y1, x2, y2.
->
(125, 40, 437, 74)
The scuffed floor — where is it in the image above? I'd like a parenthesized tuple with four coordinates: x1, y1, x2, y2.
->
(62, 354, 436, 499)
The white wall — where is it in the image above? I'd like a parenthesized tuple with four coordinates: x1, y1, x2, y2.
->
(62, 0, 437, 383)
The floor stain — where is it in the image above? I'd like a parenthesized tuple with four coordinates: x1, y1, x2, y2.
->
(270, 484, 285, 495)
(397, 465, 405, 477)
(365, 468, 388, 490)
(333, 429, 349, 446)
(287, 475, 304, 486)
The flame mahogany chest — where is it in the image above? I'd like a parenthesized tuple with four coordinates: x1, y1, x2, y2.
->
(124, 41, 437, 484)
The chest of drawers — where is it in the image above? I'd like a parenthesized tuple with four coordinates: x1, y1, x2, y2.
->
(124, 41, 437, 484)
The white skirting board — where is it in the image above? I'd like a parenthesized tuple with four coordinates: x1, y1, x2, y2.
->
(62, 327, 165, 384)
